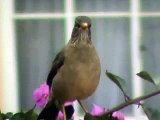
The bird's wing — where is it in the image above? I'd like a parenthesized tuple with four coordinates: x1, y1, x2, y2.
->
(46, 49, 65, 89)
(44, 49, 74, 119)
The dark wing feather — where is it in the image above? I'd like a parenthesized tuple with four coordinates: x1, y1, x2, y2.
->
(45, 49, 74, 119)
(46, 50, 64, 88)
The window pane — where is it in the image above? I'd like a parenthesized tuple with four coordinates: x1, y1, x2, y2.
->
(141, 0, 160, 12)
(85, 18, 132, 114)
(75, 0, 130, 12)
(141, 18, 160, 109)
(15, 0, 64, 13)
(16, 20, 65, 109)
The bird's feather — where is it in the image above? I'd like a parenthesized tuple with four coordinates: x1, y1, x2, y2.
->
(38, 50, 74, 120)
(47, 50, 65, 89)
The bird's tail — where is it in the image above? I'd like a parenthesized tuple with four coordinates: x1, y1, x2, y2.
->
(37, 100, 74, 120)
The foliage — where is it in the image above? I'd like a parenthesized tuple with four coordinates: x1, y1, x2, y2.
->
(136, 71, 156, 86)
(0, 108, 38, 120)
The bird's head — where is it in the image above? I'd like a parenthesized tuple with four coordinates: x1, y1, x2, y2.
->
(70, 16, 91, 45)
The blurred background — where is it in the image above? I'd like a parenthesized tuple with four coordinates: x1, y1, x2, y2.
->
(0, 0, 160, 119)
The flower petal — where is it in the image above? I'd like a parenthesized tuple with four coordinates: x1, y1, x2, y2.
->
(64, 101, 74, 106)
(91, 104, 105, 116)
(33, 88, 42, 102)
(40, 83, 49, 94)
(113, 111, 125, 120)
(58, 111, 64, 119)
(33, 83, 49, 108)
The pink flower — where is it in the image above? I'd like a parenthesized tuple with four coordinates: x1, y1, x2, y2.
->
(64, 101, 73, 106)
(91, 104, 125, 120)
(34, 83, 74, 119)
(33, 83, 49, 108)
(113, 111, 125, 120)
(91, 104, 105, 116)
(58, 111, 64, 119)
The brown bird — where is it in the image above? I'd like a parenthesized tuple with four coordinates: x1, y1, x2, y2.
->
(37, 16, 101, 120)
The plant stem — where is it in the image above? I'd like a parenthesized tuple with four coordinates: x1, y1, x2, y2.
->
(102, 89, 160, 116)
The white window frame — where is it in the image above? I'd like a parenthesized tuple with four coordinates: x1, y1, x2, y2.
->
(0, 0, 19, 113)
(1, 0, 160, 119)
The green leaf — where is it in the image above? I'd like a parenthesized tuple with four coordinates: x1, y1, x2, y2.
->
(142, 104, 160, 120)
(84, 113, 98, 120)
(106, 71, 129, 100)
(152, 77, 160, 89)
(6, 112, 14, 118)
(0, 113, 9, 120)
(136, 71, 156, 85)
(84, 113, 118, 120)
(10, 112, 25, 120)
(0, 111, 2, 120)
(24, 108, 38, 120)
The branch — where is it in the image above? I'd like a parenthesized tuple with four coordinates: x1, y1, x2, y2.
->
(102, 89, 160, 116)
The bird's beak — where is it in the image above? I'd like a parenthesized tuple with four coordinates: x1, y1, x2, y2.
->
(81, 22, 88, 29)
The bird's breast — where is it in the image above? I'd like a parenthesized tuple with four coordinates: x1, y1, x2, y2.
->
(52, 45, 101, 102)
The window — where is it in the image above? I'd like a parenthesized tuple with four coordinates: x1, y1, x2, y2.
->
(1, 0, 160, 119)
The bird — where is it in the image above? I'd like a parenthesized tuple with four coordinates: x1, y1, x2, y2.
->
(37, 16, 101, 120)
